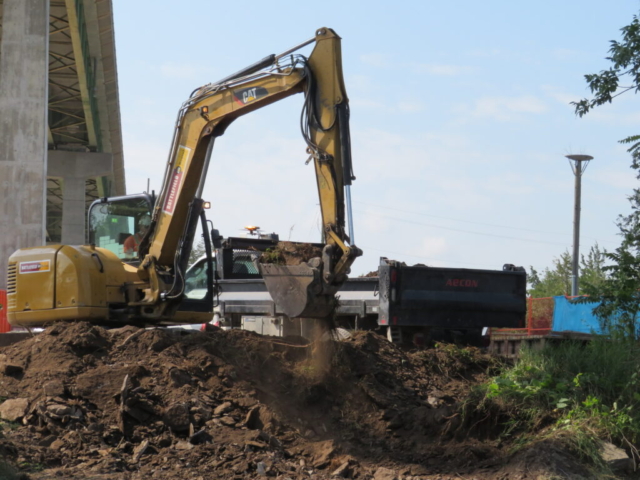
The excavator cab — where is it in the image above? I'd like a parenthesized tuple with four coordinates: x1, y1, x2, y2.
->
(88, 194, 155, 264)
(87, 194, 217, 318)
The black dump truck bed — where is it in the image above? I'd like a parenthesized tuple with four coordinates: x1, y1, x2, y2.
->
(375, 259, 526, 329)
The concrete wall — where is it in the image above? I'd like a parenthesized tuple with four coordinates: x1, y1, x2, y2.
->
(0, 0, 49, 289)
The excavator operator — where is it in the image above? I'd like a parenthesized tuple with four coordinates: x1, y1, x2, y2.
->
(124, 214, 151, 258)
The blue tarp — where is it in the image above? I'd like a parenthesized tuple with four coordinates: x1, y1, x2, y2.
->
(552, 296, 604, 334)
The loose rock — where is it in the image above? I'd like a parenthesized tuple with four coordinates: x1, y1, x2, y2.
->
(374, 467, 397, 480)
(214, 401, 232, 416)
(163, 403, 190, 432)
(0, 398, 29, 422)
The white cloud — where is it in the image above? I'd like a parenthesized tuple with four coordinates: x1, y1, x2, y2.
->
(471, 95, 548, 121)
(541, 85, 580, 105)
(594, 169, 637, 190)
(584, 109, 640, 124)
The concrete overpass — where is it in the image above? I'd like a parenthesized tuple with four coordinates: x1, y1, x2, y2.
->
(0, 0, 124, 288)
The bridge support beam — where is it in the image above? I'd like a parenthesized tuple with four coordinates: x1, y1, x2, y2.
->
(0, 0, 50, 289)
(47, 151, 113, 245)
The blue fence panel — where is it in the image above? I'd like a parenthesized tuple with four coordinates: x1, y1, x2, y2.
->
(552, 296, 604, 334)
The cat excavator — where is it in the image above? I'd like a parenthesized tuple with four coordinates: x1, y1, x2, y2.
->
(7, 27, 361, 328)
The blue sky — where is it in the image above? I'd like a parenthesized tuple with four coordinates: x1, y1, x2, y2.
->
(113, 1, 640, 277)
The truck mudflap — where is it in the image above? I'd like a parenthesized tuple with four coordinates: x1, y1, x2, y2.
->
(259, 263, 337, 318)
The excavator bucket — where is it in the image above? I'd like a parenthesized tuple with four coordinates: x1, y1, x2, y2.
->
(259, 263, 337, 318)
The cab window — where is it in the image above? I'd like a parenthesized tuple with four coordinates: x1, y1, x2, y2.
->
(184, 258, 216, 300)
(88, 196, 151, 261)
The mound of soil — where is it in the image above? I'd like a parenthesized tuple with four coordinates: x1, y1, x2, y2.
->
(359, 271, 378, 278)
(260, 242, 323, 266)
(0, 324, 600, 479)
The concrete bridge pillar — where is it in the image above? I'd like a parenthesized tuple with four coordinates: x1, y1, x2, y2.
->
(0, 0, 50, 289)
(47, 151, 113, 245)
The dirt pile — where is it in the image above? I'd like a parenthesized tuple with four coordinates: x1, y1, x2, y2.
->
(359, 271, 378, 278)
(260, 242, 323, 266)
(0, 324, 598, 479)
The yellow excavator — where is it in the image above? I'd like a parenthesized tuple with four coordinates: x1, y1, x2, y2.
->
(7, 27, 361, 328)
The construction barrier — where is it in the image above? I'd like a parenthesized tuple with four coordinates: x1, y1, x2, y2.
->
(552, 296, 604, 334)
(0, 289, 9, 333)
(527, 296, 554, 335)
(493, 296, 554, 336)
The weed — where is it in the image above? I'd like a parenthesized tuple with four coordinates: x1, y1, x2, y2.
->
(18, 461, 45, 472)
(471, 337, 640, 470)
(260, 248, 285, 265)
(435, 342, 474, 362)
(0, 420, 20, 433)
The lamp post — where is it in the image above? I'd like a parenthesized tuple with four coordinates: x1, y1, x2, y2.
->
(565, 154, 593, 297)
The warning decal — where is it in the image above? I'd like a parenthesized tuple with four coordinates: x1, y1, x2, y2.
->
(19, 260, 51, 274)
(163, 146, 191, 215)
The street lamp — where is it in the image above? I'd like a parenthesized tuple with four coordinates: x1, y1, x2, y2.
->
(565, 154, 593, 297)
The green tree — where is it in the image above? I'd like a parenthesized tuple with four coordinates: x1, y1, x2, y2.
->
(574, 11, 640, 338)
(528, 244, 607, 297)
(528, 251, 572, 297)
(573, 12, 640, 126)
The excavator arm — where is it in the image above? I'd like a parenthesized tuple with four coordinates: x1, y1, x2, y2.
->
(137, 27, 361, 319)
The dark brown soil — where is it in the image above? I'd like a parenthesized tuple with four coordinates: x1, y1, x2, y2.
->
(0, 323, 609, 479)
(260, 242, 323, 266)
(359, 271, 378, 278)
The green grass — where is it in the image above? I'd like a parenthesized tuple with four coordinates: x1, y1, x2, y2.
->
(471, 337, 640, 469)
(0, 419, 20, 434)
(261, 248, 285, 265)
(18, 461, 45, 472)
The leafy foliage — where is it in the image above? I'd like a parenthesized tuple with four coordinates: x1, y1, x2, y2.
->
(476, 340, 640, 466)
(573, 12, 640, 339)
(573, 13, 640, 122)
(528, 245, 606, 297)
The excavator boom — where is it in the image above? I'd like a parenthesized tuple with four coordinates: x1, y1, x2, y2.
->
(134, 27, 360, 319)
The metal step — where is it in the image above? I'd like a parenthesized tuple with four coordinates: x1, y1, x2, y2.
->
(386, 326, 402, 344)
